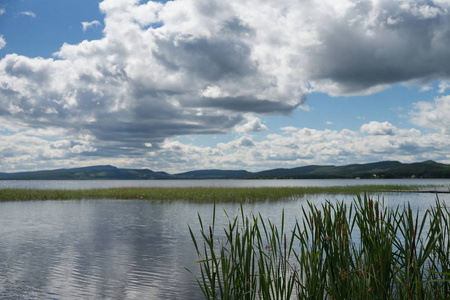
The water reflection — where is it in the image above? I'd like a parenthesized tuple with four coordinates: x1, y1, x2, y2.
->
(0, 200, 208, 299)
(0, 193, 449, 299)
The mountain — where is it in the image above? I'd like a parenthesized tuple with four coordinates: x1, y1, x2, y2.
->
(174, 169, 252, 179)
(0, 160, 449, 180)
(253, 161, 405, 179)
(380, 160, 450, 179)
(0, 165, 171, 180)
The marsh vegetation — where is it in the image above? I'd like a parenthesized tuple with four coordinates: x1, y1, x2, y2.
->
(190, 195, 450, 299)
(0, 185, 430, 202)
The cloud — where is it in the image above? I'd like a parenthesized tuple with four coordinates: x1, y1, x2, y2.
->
(1, 115, 449, 172)
(20, 11, 36, 18)
(438, 81, 450, 93)
(360, 121, 397, 135)
(148, 124, 450, 173)
(281, 126, 299, 132)
(420, 85, 433, 92)
(234, 116, 267, 133)
(218, 136, 256, 151)
(0, 0, 309, 159)
(82, 20, 102, 32)
(0, 8, 5, 15)
(411, 95, 450, 133)
(301, 0, 450, 95)
(1, 0, 450, 171)
(0, 35, 5, 50)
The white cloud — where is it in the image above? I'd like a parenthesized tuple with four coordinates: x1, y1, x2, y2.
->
(0, 123, 98, 171)
(82, 20, 101, 32)
(1, 113, 449, 173)
(200, 86, 229, 98)
(281, 126, 299, 132)
(0, 35, 5, 50)
(420, 85, 433, 92)
(360, 121, 397, 136)
(0, 8, 5, 15)
(1, 0, 310, 160)
(21, 11, 36, 18)
(438, 81, 450, 94)
(411, 95, 450, 134)
(150, 124, 450, 173)
(234, 116, 267, 133)
(1, 0, 450, 171)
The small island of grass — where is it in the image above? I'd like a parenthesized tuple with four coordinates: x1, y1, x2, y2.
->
(0, 184, 444, 202)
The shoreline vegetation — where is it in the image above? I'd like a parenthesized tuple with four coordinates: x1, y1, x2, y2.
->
(190, 195, 450, 299)
(0, 185, 448, 202)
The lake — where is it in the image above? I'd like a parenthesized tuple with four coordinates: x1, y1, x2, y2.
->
(1, 179, 449, 299)
(1, 178, 450, 190)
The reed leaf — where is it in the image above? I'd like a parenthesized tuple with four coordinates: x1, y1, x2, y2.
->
(189, 195, 450, 299)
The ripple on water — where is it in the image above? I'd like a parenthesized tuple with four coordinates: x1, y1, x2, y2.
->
(12, 195, 450, 299)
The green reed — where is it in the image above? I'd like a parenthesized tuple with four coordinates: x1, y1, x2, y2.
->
(189, 195, 450, 299)
(188, 203, 298, 300)
(0, 185, 427, 202)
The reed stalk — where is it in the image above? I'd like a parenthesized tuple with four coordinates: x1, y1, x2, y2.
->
(189, 194, 450, 299)
(0, 185, 428, 202)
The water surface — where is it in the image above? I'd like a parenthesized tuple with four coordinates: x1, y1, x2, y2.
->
(1, 181, 449, 299)
(1, 178, 449, 190)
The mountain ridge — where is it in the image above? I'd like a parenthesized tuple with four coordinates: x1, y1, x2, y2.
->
(1, 160, 449, 180)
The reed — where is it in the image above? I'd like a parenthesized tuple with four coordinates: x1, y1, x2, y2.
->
(189, 195, 450, 299)
(0, 185, 429, 202)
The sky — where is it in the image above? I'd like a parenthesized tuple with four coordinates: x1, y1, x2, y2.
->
(0, 0, 449, 173)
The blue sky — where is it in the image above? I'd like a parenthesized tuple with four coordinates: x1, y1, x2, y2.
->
(0, 0, 449, 173)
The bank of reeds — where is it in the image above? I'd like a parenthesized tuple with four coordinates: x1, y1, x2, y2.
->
(189, 195, 450, 299)
(0, 185, 428, 202)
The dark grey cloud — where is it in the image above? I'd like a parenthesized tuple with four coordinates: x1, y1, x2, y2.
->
(307, 0, 450, 94)
(155, 36, 257, 82)
(198, 96, 303, 114)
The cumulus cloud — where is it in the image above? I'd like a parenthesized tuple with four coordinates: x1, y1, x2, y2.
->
(234, 116, 267, 133)
(0, 0, 309, 160)
(82, 20, 102, 31)
(360, 121, 397, 135)
(411, 95, 450, 133)
(302, 0, 450, 95)
(1, 117, 449, 172)
(1, 0, 450, 171)
(0, 121, 99, 171)
(149, 125, 450, 173)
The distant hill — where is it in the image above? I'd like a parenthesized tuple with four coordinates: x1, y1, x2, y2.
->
(174, 169, 252, 179)
(253, 161, 405, 179)
(0, 165, 171, 180)
(0, 160, 449, 180)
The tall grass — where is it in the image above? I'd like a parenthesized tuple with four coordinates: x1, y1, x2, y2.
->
(0, 185, 427, 202)
(189, 195, 450, 299)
